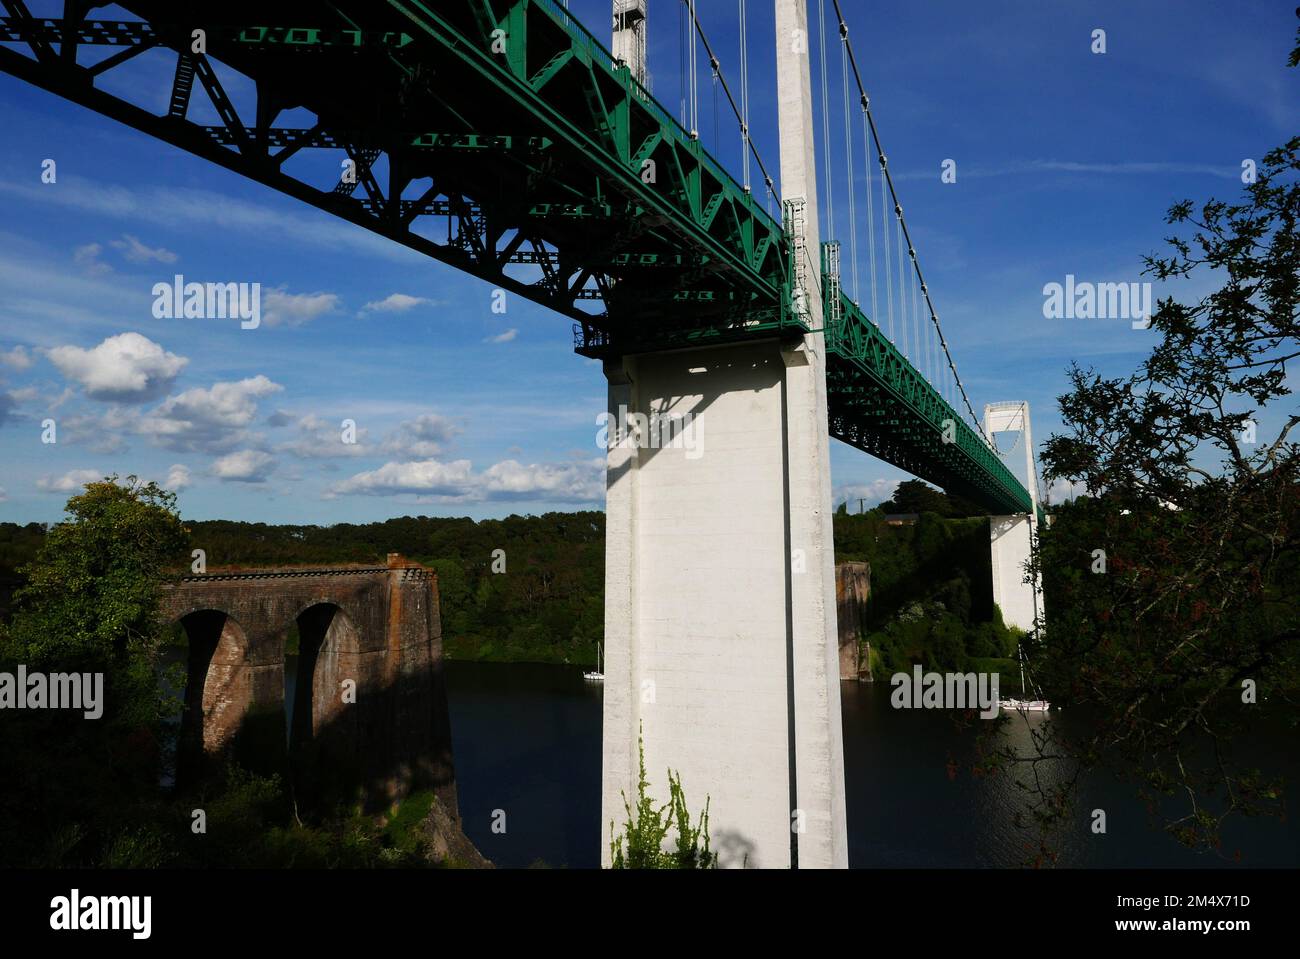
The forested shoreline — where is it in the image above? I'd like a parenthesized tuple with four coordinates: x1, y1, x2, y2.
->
(1, 486, 1016, 674)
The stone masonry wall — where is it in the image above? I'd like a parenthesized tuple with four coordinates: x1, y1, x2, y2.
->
(158, 554, 456, 812)
(835, 561, 871, 682)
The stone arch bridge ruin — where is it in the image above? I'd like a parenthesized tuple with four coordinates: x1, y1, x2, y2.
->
(158, 554, 456, 811)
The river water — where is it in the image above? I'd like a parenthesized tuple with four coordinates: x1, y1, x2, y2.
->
(443, 661, 1299, 869)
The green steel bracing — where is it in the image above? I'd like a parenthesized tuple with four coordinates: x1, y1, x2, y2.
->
(0, 0, 1033, 516)
(0, 0, 791, 338)
(824, 287, 1032, 515)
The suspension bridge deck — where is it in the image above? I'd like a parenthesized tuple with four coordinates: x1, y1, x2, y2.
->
(0, 0, 1032, 513)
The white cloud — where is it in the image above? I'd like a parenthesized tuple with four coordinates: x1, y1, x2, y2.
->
(330, 456, 603, 503)
(480, 458, 604, 501)
(164, 463, 191, 491)
(210, 449, 275, 483)
(361, 293, 429, 313)
(0, 345, 33, 370)
(58, 410, 131, 454)
(330, 458, 475, 497)
(1046, 477, 1088, 505)
(37, 468, 103, 493)
(73, 242, 110, 276)
(47, 332, 188, 402)
(484, 329, 518, 344)
(139, 375, 282, 452)
(278, 413, 370, 459)
(110, 234, 177, 264)
(275, 412, 462, 461)
(834, 478, 901, 511)
(381, 413, 460, 458)
(48, 386, 74, 411)
(0, 486, 7, 502)
(261, 288, 340, 328)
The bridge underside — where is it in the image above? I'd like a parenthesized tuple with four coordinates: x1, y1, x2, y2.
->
(0, 0, 790, 349)
(827, 294, 1032, 514)
(0, 0, 1032, 515)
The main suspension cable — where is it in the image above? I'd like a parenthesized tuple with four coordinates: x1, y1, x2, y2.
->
(830, 0, 990, 443)
(863, 110, 879, 337)
(840, 17, 859, 302)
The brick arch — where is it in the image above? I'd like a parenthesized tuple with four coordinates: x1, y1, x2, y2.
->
(156, 559, 458, 811)
(288, 601, 363, 752)
(273, 594, 367, 648)
(173, 608, 252, 787)
(165, 601, 247, 631)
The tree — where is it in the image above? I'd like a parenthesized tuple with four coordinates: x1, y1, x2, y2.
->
(1018, 106, 1299, 850)
(4, 475, 188, 714)
(880, 479, 985, 517)
(0, 476, 189, 865)
(881, 479, 951, 515)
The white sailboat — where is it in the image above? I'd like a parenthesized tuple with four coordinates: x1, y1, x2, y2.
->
(583, 641, 605, 682)
(999, 641, 1051, 712)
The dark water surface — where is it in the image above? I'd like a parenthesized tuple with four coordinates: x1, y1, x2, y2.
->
(445, 661, 1298, 869)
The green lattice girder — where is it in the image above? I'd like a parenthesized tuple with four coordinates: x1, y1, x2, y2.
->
(0, 0, 1033, 515)
(376, 0, 794, 344)
(825, 289, 1032, 515)
(0, 0, 790, 342)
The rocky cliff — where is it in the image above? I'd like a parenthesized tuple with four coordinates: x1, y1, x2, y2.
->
(836, 561, 872, 681)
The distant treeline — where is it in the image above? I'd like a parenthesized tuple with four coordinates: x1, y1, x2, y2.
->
(3, 490, 1013, 672)
(834, 508, 1020, 680)
(0, 522, 44, 620)
(185, 513, 607, 665)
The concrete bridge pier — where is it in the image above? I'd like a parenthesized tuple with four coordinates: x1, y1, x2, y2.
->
(600, 338, 848, 869)
(600, 0, 847, 869)
(984, 402, 1045, 633)
(990, 514, 1042, 633)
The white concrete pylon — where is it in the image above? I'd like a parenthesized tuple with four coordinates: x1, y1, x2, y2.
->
(984, 401, 1045, 633)
(598, 0, 848, 870)
(612, 0, 649, 89)
(773, 0, 847, 870)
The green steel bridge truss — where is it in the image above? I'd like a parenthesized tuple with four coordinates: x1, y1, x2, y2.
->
(0, 0, 1032, 515)
(825, 285, 1030, 514)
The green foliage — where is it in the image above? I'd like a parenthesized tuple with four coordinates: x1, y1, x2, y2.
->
(0, 476, 190, 865)
(5, 476, 187, 670)
(181, 769, 441, 869)
(865, 600, 1020, 679)
(836, 510, 1011, 672)
(609, 730, 717, 869)
(171, 511, 606, 666)
(0, 520, 44, 620)
(6, 498, 1005, 673)
(878, 478, 984, 518)
(1021, 95, 1300, 850)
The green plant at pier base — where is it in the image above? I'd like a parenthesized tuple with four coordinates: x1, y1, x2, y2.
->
(608, 729, 718, 869)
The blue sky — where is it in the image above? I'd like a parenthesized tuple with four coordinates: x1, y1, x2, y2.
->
(0, 0, 1296, 524)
